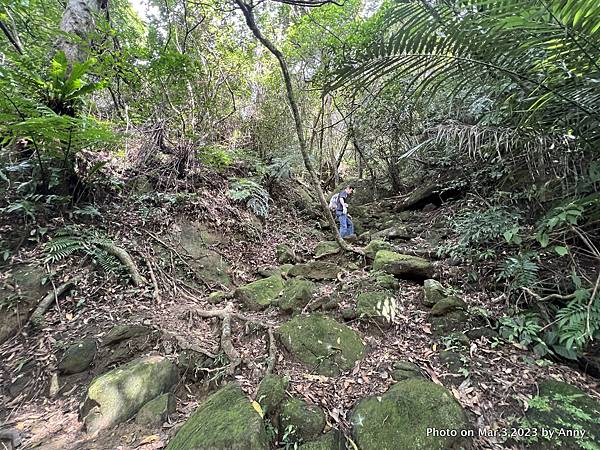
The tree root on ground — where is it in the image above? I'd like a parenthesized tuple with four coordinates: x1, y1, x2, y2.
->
(100, 243, 146, 286)
(186, 302, 277, 376)
(30, 276, 82, 325)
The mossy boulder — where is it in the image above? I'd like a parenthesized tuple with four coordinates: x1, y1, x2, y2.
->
(58, 339, 96, 374)
(351, 378, 470, 450)
(430, 297, 467, 317)
(356, 291, 397, 325)
(314, 241, 341, 259)
(519, 380, 600, 449)
(364, 271, 399, 291)
(299, 432, 343, 450)
(235, 275, 284, 311)
(102, 324, 152, 346)
(256, 374, 289, 414)
(281, 398, 326, 441)
(278, 314, 365, 376)
(372, 250, 434, 280)
(430, 310, 468, 335)
(166, 384, 269, 450)
(136, 392, 176, 426)
(279, 279, 316, 313)
(0, 264, 48, 345)
(372, 226, 413, 241)
(288, 262, 341, 281)
(277, 244, 297, 264)
(391, 361, 424, 382)
(81, 355, 178, 433)
(363, 240, 394, 260)
(208, 290, 228, 304)
(423, 279, 446, 307)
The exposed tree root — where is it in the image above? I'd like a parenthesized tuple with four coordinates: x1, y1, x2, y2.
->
(187, 302, 277, 376)
(30, 276, 81, 325)
(100, 243, 146, 286)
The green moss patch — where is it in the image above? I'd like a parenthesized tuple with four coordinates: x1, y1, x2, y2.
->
(278, 314, 365, 376)
(166, 384, 268, 450)
(235, 275, 284, 311)
(281, 398, 326, 441)
(351, 378, 470, 450)
(279, 279, 316, 313)
(372, 250, 434, 280)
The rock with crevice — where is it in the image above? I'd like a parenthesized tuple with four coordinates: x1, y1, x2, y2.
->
(278, 314, 365, 376)
(430, 310, 468, 336)
(391, 361, 424, 382)
(166, 384, 269, 450)
(58, 339, 97, 374)
(351, 378, 470, 450)
(81, 355, 178, 433)
(372, 250, 434, 280)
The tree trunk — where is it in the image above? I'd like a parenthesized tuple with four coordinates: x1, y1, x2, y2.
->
(59, 0, 106, 64)
(235, 0, 356, 252)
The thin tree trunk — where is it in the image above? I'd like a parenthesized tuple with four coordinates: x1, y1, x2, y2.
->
(235, 0, 357, 252)
(59, 0, 107, 64)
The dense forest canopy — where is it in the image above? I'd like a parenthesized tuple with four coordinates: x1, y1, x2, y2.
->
(0, 0, 599, 448)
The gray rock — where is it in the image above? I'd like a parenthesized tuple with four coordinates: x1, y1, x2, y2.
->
(81, 355, 178, 433)
(136, 393, 176, 426)
(102, 324, 152, 346)
(58, 339, 96, 374)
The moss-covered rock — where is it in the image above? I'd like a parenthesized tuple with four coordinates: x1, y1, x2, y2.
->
(363, 240, 394, 260)
(208, 290, 228, 304)
(281, 398, 326, 441)
(438, 351, 464, 372)
(166, 384, 269, 450)
(366, 271, 399, 291)
(372, 250, 434, 280)
(314, 241, 341, 259)
(518, 380, 600, 449)
(235, 275, 284, 311)
(279, 279, 316, 313)
(351, 378, 470, 450)
(102, 324, 152, 346)
(372, 226, 414, 241)
(256, 374, 289, 414)
(465, 327, 498, 340)
(298, 432, 343, 450)
(430, 310, 468, 335)
(277, 244, 297, 264)
(278, 314, 365, 376)
(391, 361, 424, 382)
(423, 279, 446, 307)
(288, 262, 342, 281)
(136, 393, 176, 427)
(81, 355, 178, 433)
(430, 296, 467, 317)
(0, 264, 48, 345)
(356, 291, 397, 325)
(58, 339, 96, 374)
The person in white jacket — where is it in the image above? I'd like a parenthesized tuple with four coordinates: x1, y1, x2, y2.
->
(335, 185, 355, 238)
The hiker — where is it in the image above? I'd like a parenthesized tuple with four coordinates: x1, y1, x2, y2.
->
(335, 185, 355, 239)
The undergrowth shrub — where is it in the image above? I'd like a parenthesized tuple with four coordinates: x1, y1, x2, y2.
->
(228, 178, 271, 218)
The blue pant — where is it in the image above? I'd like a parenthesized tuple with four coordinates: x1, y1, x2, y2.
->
(336, 212, 354, 238)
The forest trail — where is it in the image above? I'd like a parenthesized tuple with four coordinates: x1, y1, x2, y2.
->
(1, 188, 598, 450)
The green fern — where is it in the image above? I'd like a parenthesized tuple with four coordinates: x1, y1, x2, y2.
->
(556, 290, 600, 352)
(228, 178, 271, 218)
(45, 226, 123, 274)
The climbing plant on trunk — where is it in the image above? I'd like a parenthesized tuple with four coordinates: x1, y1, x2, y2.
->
(234, 0, 356, 252)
